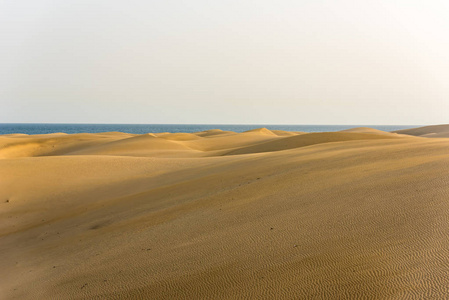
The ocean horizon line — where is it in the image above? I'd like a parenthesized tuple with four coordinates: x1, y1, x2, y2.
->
(0, 123, 421, 135)
(0, 122, 423, 126)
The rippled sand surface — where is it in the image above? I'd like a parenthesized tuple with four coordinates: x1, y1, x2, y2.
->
(1, 126, 449, 299)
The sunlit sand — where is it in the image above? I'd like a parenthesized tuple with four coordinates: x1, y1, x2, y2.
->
(1, 125, 449, 298)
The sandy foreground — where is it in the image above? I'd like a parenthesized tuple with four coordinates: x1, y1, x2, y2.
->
(1, 125, 449, 299)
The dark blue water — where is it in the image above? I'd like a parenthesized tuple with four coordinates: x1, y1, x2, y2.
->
(0, 123, 419, 135)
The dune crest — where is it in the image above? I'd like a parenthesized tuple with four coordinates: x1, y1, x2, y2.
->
(194, 129, 235, 137)
(224, 131, 402, 156)
(242, 127, 277, 135)
(66, 133, 195, 157)
(394, 124, 449, 138)
(158, 133, 201, 141)
(270, 130, 301, 137)
(340, 127, 397, 135)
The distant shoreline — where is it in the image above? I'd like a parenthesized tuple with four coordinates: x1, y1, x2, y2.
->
(0, 123, 420, 135)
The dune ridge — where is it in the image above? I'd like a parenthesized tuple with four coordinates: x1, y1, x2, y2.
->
(1, 125, 449, 299)
(394, 124, 449, 138)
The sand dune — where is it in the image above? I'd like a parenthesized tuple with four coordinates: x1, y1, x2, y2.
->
(183, 131, 280, 152)
(242, 127, 277, 135)
(341, 127, 399, 135)
(1, 125, 449, 299)
(0, 133, 131, 159)
(393, 124, 449, 138)
(156, 133, 201, 141)
(65, 134, 197, 157)
(194, 129, 235, 137)
(224, 131, 403, 155)
(270, 129, 303, 137)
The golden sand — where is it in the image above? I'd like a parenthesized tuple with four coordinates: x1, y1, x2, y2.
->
(1, 126, 449, 299)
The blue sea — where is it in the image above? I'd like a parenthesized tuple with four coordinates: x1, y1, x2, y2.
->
(0, 123, 418, 135)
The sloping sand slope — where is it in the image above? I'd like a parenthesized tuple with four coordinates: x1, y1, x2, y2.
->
(394, 124, 449, 138)
(224, 132, 402, 155)
(341, 127, 400, 135)
(0, 133, 135, 159)
(66, 134, 196, 157)
(1, 126, 449, 299)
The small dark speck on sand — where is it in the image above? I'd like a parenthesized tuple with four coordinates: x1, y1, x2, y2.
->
(270, 227, 274, 230)
(81, 283, 88, 289)
(5, 199, 9, 203)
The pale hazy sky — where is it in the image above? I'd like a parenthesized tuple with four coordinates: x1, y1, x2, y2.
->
(1, 0, 448, 124)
